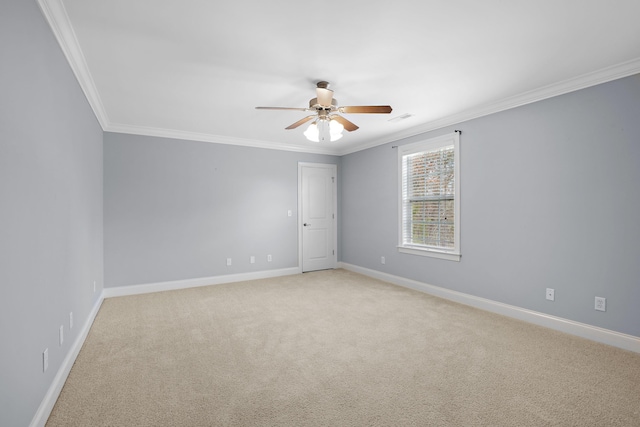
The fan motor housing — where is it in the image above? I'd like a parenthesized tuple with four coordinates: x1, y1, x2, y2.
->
(309, 98, 338, 110)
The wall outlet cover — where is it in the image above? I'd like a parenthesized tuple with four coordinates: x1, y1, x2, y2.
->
(595, 296, 606, 312)
(546, 288, 555, 301)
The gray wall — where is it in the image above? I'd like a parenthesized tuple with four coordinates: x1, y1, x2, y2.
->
(342, 74, 640, 337)
(0, 1, 104, 426)
(104, 132, 340, 288)
(2, 2, 638, 424)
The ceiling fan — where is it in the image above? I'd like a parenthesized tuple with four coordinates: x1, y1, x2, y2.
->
(256, 81, 392, 142)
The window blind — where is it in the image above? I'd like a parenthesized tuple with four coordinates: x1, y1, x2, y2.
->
(401, 146, 455, 249)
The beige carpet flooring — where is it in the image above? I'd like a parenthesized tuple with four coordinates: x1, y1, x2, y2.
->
(46, 269, 640, 426)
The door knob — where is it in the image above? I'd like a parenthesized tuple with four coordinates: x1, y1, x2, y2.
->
(303, 223, 311, 226)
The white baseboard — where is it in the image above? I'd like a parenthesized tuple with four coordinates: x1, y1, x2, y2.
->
(28, 263, 637, 427)
(339, 262, 640, 354)
(103, 267, 301, 298)
(29, 267, 301, 426)
(29, 295, 104, 427)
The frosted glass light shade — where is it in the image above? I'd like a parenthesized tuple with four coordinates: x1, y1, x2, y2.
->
(303, 122, 319, 142)
(304, 118, 344, 142)
(329, 120, 344, 141)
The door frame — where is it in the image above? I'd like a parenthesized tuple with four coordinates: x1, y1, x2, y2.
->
(298, 162, 338, 272)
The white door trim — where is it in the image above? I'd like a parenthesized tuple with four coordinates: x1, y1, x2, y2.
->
(298, 162, 338, 272)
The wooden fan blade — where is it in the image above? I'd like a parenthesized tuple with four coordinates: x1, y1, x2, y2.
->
(285, 115, 316, 130)
(332, 115, 359, 132)
(256, 106, 308, 111)
(316, 88, 334, 107)
(339, 105, 393, 114)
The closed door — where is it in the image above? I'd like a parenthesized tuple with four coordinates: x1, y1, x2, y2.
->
(299, 163, 336, 272)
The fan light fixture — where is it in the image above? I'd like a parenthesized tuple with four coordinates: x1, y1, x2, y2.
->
(255, 81, 392, 142)
(303, 118, 344, 142)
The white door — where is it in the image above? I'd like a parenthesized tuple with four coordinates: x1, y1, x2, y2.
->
(299, 163, 337, 272)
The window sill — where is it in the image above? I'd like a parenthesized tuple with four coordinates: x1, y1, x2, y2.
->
(397, 246, 461, 262)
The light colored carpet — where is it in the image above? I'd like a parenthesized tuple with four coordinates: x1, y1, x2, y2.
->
(46, 269, 640, 426)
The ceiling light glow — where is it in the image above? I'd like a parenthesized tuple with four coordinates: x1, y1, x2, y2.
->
(304, 118, 344, 142)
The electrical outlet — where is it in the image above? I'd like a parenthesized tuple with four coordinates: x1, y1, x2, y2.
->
(250, 256, 255, 264)
(381, 256, 386, 265)
(287, 210, 292, 217)
(43, 349, 49, 372)
(69, 312, 73, 329)
(546, 288, 555, 301)
(59, 325, 64, 346)
(595, 296, 606, 312)
(226, 258, 232, 266)
(267, 254, 272, 262)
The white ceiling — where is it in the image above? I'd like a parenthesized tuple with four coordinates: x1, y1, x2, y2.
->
(40, 0, 640, 155)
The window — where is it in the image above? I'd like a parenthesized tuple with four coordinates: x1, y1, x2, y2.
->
(398, 132, 460, 261)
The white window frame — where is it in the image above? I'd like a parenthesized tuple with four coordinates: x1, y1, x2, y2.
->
(398, 131, 461, 262)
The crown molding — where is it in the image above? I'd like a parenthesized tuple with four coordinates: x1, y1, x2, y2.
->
(337, 57, 640, 156)
(106, 123, 340, 155)
(38, 0, 640, 157)
(107, 58, 640, 157)
(38, 0, 110, 129)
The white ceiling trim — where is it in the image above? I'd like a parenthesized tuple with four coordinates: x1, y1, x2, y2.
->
(106, 123, 339, 156)
(337, 57, 640, 156)
(38, 0, 640, 157)
(37, 0, 109, 129)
